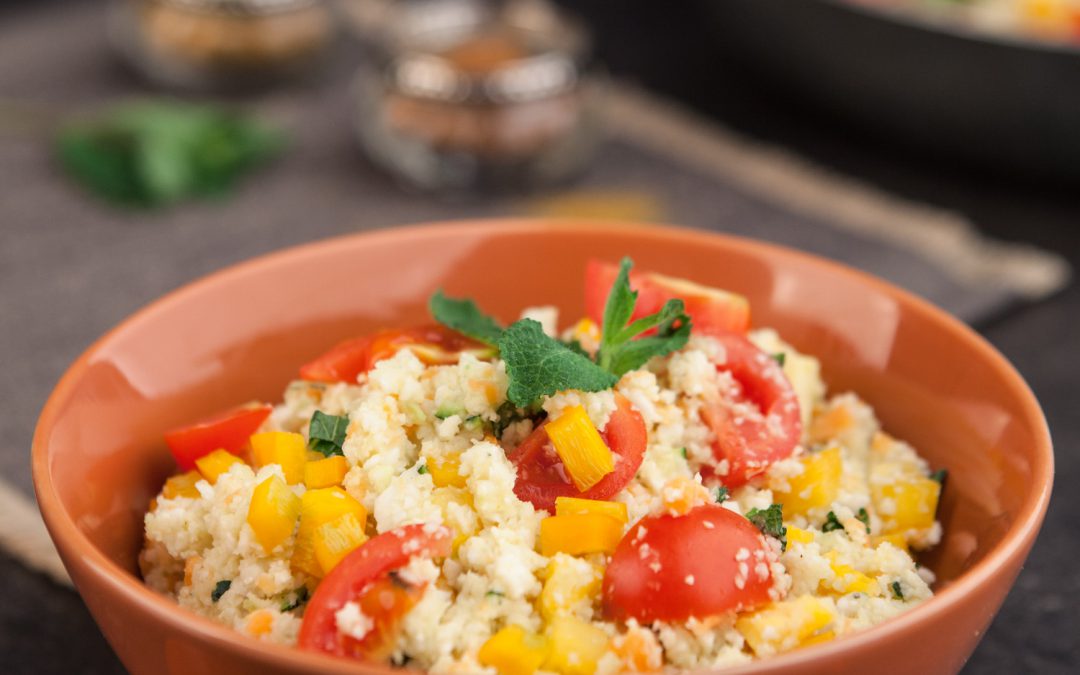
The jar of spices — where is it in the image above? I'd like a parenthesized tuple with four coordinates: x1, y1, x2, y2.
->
(349, 0, 600, 192)
(109, 0, 335, 91)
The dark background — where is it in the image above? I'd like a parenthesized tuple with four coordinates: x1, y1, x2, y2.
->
(2, 0, 1077, 672)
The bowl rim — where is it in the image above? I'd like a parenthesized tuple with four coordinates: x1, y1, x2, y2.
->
(32, 219, 1054, 673)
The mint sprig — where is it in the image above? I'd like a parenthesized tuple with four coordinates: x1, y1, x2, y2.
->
(499, 320, 618, 407)
(597, 258, 691, 376)
(308, 410, 349, 457)
(429, 290, 505, 346)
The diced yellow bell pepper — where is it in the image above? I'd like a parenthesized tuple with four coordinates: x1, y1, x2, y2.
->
(313, 511, 368, 575)
(303, 455, 349, 489)
(250, 431, 307, 485)
(821, 552, 878, 596)
(809, 405, 854, 444)
(162, 470, 203, 499)
(539, 554, 602, 621)
(430, 486, 476, 552)
(786, 526, 814, 545)
(291, 487, 367, 577)
(540, 514, 623, 557)
(194, 449, 245, 485)
(543, 615, 610, 675)
(428, 452, 467, 489)
(770, 445, 842, 515)
(873, 477, 940, 534)
(247, 475, 301, 553)
(555, 496, 628, 524)
(736, 595, 836, 656)
(478, 625, 549, 675)
(545, 406, 613, 492)
(798, 629, 836, 649)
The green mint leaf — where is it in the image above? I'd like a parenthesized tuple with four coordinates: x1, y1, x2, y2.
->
(429, 290, 504, 346)
(856, 507, 871, 533)
(679, 447, 688, 459)
(308, 410, 349, 457)
(560, 339, 590, 358)
(822, 511, 844, 532)
(418, 464, 429, 475)
(715, 486, 729, 503)
(499, 320, 618, 407)
(930, 468, 948, 484)
(596, 258, 691, 376)
(773, 352, 786, 367)
(891, 581, 904, 601)
(746, 504, 787, 551)
(211, 579, 231, 603)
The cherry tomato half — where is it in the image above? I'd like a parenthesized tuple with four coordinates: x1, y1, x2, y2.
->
(298, 524, 451, 659)
(163, 403, 272, 471)
(603, 504, 774, 623)
(700, 332, 801, 487)
(584, 259, 751, 335)
(299, 325, 496, 384)
(508, 395, 646, 513)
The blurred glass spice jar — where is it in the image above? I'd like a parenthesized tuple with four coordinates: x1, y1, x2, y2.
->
(109, 0, 335, 91)
(351, 0, 601, 192)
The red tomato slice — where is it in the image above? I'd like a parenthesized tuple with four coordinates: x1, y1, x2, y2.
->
(299, 325, 495, 384)
(508, 395, 647, 512)
(584, 259, 751, 335)
(298, 524, 451, 659)
(701, 332, 801, 487)
(163, 404, 272, 471)
(602, 504, 774, 623)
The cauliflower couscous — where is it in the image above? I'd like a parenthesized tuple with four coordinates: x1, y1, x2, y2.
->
(140, 258, 944, 672)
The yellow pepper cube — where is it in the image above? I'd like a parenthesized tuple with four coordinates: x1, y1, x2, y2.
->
(545, 406, 614, 492)
(872, 533, 910, 553)
(821, 552, 879, 596)
(786, 526, 814, 545)
(539, 554, 602, 621)
(770, 445, 841, 515)
(431, 486, 477, 552)
(873, 477, 941, 533)
(291, 487, 367, 577)
(540, 514, 623, 557)
(162, 470, 203, 499)
(736, 595, 836, 656)
(478, 625, 549, 675)
(555, 496, 628, 524)
(194, 449, 246, 485)
(313, 511, 368, 575)
(250, 431, 307, 485)
(303, 455, 349, 489)
(428, 452, 467, 489)
(247, 475, 301, 553)
(543, 615, 610, 675)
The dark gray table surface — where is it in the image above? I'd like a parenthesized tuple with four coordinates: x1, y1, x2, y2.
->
(2, 1, 1078, 674)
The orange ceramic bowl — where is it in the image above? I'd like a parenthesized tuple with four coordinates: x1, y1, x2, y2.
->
(33, 221, 1052, 675)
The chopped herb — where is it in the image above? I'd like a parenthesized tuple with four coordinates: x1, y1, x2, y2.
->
(500, 319, 618, 407)
(211, 580, 231, 603)
(596, 258, 692, 377)
(434, 406, 460, 420)
(772, 352, 786, 367)
(492, 401, 532, 439)
(931, 468, 948, 484)
(891, 581, 904, 601)
(745, 504, 787, 551)
(486, 590, 504, 598)
(856, 507, 871, 533)
(308, 410, 348, 457)
(429, 290, 505, 346)
(822, 511, 845, 532)
(281, 586, 310, 612)
(463, 415, 483, 431)
(418, 464, 429, 475)
(715, 486, 729, 504)
(679, 447, 688, 459)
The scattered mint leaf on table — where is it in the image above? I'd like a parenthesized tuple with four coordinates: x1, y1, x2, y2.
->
(308, 411, 348, 457)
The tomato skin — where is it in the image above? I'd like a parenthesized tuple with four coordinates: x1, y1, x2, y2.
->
(298, 524, 451, 658)
(163, 404, 272, 471)
(299, 325, 494, 384)
(508, 395, 647, 513)
(701, 332, 801, 487)
(584, 259, 751, 335)
(602, 505, 774, 623)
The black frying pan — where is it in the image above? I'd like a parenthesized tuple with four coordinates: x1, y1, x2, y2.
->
(699, 0, 1080, 183)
